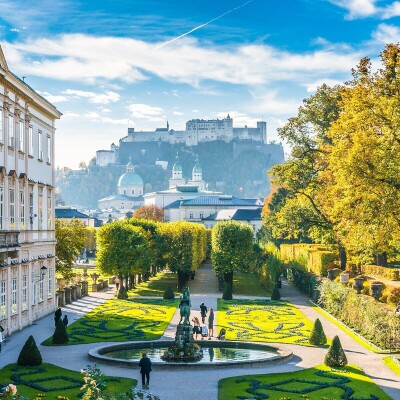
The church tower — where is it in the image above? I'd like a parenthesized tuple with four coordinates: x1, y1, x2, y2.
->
(169, 153, 185, 189)
(188, 157, 206, 191)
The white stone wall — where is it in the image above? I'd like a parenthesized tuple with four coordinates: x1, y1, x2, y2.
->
(96, 150, 115, 166)
(0, 47, 61, 336)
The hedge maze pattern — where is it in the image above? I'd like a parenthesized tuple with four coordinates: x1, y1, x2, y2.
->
(234, 370, 380, 400)
(218, 300, 314, 345)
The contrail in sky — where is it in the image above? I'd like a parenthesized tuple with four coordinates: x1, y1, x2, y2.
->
(153, 0, 255, 50)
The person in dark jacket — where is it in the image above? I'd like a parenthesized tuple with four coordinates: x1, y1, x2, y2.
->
(139, 352, 152, 387)
(208, 308, 215, 339)
(200, 302, 208, 323)
(63, 315, 69, 327)
(54, 308, 62, 327)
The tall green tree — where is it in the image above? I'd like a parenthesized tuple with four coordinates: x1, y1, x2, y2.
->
(96, 221, 150, 290)
(211, 221, 254, 288)
(55, 219, 86, 280)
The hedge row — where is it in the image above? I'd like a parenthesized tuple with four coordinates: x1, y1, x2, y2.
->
(280, 244, 337, 276)
(319, 280, 400, 351)
(360, 265, 400, 281)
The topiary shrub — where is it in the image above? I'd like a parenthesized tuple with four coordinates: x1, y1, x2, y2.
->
(117, 285, 128, 300)
(163, 286, 174, 300)
(324, 335, 347, 367)
(271, 284, 281, 300)
(309, 318, 327, 346)
(222, 284, 233, 300)
(52, 318, 69, 344)
(17, 335, 42, 366)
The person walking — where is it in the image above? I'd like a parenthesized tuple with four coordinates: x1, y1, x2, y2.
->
(0, 324, 4, 353)
(192, 316, 201, 340)
(200, 302, 208, 324)
(115, 277, 120, 291)
(63, 315, 69, 327)
(208, 308, 214, 339)
(139, 352, 152, 388)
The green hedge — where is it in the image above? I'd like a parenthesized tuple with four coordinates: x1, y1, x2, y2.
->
(361, 265, 400, 281)
(319, 279, 400, 351)
(286, 265, 320, 301)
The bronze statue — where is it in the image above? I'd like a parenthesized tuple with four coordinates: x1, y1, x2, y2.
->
(179, 287, 191, 325)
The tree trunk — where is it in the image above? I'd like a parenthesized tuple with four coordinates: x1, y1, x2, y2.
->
(137, 274, 142, 284)
(376, 252, 388, 267)
(129, 274, 135, 289)
(339, 245, 347, 270)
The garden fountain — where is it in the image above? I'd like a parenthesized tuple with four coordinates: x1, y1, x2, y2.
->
(88, 287, 292, 368)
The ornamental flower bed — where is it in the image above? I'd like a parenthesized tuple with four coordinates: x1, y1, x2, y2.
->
(42, 298, 177, 346)
(218, 364, 392, 400)
(217, 299, 316, 346)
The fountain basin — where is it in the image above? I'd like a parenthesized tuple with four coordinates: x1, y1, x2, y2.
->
(89, 340, 292, 368)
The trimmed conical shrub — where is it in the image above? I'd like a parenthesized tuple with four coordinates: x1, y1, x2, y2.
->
(324, 335, 347, 367)
(52, 318, 69, 344)
(309, 318, 327, 345)
(17, 335, 42, 366)
(117, 285, 128, 299)
(222, 284, 233, 300)
(271, 284, 281, 300)
(163, 286, 175, 300)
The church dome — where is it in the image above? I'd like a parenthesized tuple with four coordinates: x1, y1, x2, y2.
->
(172, 153, 182, 172)
(193, 158, 202, 174)
(118, 172, 143, 187)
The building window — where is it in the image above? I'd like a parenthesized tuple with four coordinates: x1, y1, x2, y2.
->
(0, 280, 6, 319)
(0, 186, 3, 230)
(11, 277, 17, 315)
(29, 192, 34, 228)
(28, 126, 33, 155)
(38, 189, 43, 230)
(22, 274, 28, 311)
(10, 188, 15, 228)
(48, 267, 53, 298)
(123, 189, 126, 194)
(189, 213, 193, 219)
(31, 271, 36, 305)
(39, 276, 44, 302)
(200, 213, 203, 219)
(0, 108, 3, 144)
(19, 120, 24, 151)
(8, 114, 14, 147)
(131, 189, 134, 195)
(38, 130, 43, 160)
(47, 135, 51, 163)
(47, 189, 52, 229)
(20, 190, 25, 229)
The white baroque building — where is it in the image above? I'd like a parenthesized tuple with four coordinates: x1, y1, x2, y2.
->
(0, 47, 62, 336)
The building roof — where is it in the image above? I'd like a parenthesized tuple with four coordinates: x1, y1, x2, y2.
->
(164, 195, 259, 209)
(55, 208, 91, 219)
(98, 194, 144, 202)
(118, 171, 143, 187)
(203, 208, 262, 221)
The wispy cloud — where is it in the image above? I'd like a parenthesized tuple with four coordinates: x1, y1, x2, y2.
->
(2, 33, 360, 87)
(37, 91, 69, 103)
(371, 23, 400, 44)
(63, 89, 120, 104)
(328, 0, 400, 19)
(128, 103, 165, 122)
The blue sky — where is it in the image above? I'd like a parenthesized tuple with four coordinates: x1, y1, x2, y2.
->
(0, 0, 399, 168)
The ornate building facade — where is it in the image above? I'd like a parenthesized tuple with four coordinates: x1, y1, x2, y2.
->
(0, 46, 62, 336)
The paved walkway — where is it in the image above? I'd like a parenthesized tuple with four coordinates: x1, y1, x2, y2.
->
(0, 266, 399, 400)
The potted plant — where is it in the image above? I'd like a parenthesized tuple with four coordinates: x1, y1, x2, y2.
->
(370, 280, 384, 300)
(339, 270, 350, 284)
(353, 275, 364, 294)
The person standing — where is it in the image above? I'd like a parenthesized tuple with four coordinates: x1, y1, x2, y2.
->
(200, 302, 208, 324)
(54, 308, 62, 327)
(208, 308, 214, 339)
(63, 315, 69, 327)
(0, 324, 4, 353)
(139, 352, 152, 388)
(115, 277, 120, 291)
(192, 316, 201, 340)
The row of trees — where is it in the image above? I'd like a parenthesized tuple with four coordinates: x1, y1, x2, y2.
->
(96, 219, 208, 295)
(262, 43, 400, 267)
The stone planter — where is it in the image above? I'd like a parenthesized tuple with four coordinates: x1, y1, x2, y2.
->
(370, 282, 383, 300)
(81, 281, 88, 296)
(353, 277, 364, 294)
(339, 271, 350, 284)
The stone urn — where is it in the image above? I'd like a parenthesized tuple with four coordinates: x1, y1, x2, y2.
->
(339, 271, 350, 285)
(370, 281, 383, 300)
(353, 276, 364, 294)
(327, 269, 336, 281)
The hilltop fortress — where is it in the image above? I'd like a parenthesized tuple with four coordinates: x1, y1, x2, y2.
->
(96, 115, 270, 166)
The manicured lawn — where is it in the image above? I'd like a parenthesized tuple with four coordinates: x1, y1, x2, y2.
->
(128, 271, 180, 297)
(383, 356, 400, 376)
(0, 363, 135, 399)
(233, 272, 269, 296)
(218, 364, 392, 400)
(217, 299, 317, 346)
(42, 298, 177, 345)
